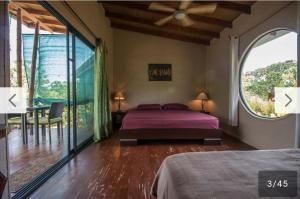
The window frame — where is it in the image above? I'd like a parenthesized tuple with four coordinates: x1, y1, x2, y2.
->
(239, 28, 297, 120)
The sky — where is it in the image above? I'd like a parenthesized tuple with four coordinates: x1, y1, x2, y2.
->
(10, 18, 54, 67)
(243, 32, 297, 72)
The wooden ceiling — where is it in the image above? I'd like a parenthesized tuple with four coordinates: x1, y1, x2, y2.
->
(101, 1, 255, 45)
(8, 0, 66, 33)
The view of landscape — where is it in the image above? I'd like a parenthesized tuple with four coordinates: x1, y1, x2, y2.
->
(241, 30, 297, 118)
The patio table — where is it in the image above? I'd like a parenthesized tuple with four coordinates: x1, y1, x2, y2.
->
(21, 105, 50, 145)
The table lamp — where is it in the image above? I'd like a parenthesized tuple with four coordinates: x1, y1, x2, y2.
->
(196, 92, 208, 112)
(114, 92, 125, 112)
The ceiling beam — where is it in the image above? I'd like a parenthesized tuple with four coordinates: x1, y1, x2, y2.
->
(102, 2, 232, 28)
(105, 11, 219, 38)
(111, 21, 210, 45)
(9, 2, 53, 33)
(39, 18, 63, 26)
(15, 1, 41, 6)
(194, 1, 251, 14)
(52, 27, 67, 33)
(16, 7, 53, 17)
(43, 23, 65, 29)
(25, 22, 66, 33)
(9, 10, 64, 29)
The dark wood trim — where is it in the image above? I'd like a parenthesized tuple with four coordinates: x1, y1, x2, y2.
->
(194, 1, 251, 14)
(102, 2, 232, 28)
(0, 1, 10, 87)
(119, 128, 223, 146)
(106, 11, 219, 38)
(0, 128, 6, 139)
(0, 171, 7, 199)
(111, 21, 210, 45)
(0, 3, 8, 197)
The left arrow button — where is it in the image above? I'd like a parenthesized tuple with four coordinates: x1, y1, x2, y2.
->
(9, 94, 16, 107)
(0, 88, 26, 113)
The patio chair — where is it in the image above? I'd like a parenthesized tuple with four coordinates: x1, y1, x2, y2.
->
(28, 102, 64, 144)
(7, 114, 33, 132)
(7, 113, 34, 144)
(7, 114, 23, 132)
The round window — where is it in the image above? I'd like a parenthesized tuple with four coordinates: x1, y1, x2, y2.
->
(240, 29, 297, 119)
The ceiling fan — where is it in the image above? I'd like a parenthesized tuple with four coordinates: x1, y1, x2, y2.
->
(149, 1, 217, 27)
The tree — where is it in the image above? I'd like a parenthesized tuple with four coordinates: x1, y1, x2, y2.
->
(48, 81, 67, 99)
(244, 60, 297, 100)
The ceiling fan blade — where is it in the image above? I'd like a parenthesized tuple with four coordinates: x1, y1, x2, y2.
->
(149, 2, 176, 13)
(154, 15, 174, 26)
(181, 15, 194, 27)
(179, 0, 192, 10)
(186, 3, 217, 15)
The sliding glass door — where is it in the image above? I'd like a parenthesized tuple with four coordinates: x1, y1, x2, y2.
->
(6, 1, 95, 197)
(74, 37, 94, 146)
(68, 30, 94, 151)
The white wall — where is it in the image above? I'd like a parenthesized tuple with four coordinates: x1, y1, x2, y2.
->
(113, 29, 206, 111)
(206, 1, 297, 149)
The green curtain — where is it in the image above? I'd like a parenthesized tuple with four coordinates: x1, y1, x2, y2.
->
(94, 40, 112, 142)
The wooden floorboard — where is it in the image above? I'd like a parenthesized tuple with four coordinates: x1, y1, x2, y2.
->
(29, 132, 255, 199)
(8, 127, 92, 192)
(8, 128, 67, 192)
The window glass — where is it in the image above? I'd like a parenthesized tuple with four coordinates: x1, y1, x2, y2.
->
(75, 37, 94, 145)
(240, 30, 297, 118)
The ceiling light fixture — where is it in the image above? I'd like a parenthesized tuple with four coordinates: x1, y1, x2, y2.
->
(174, 11, 186, 20)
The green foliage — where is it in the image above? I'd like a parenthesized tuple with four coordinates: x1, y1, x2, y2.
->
(10, 64, 28, 87)
(244, 60, 297, 100)
(242, 60, 297, 117)
(246, 98, 277, 117)
(48, 81, 68, 99)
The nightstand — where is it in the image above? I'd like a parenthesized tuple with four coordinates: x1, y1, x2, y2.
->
(112, 111, 127, 130)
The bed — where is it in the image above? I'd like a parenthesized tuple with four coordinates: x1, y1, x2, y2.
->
(119, 107, 222, 145)
(151, 149, 300, 199)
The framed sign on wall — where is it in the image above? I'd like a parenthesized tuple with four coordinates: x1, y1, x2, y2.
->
(148, 64, 172, 81)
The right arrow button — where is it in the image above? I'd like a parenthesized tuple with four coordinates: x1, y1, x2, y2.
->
(285, 93, 293, 107)
(275, 87, 299, 114)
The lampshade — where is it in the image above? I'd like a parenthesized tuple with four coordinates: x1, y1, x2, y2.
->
(114, 92, 125, 100)
(196, 92, 208, 100)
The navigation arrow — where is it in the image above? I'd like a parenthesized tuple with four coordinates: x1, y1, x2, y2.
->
(285, 94, 292, 107)
(9, 94, 16, 107)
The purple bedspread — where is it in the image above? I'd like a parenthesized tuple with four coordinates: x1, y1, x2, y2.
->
(121, 109, 219, 130)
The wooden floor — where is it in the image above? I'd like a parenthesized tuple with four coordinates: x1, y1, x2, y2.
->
(8, 127, 92, 192)
(8, 128, 67, 192)
(29, 132, 255, 199)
